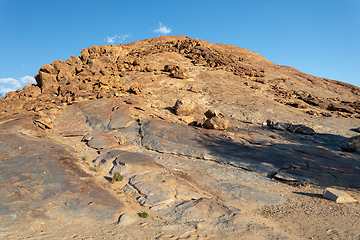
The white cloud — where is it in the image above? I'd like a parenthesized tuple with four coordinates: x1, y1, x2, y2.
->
(153, 22, 172, 35)
(106, 34, 131, 44)
(106, 35, 117, 43)
(0, 86, 17, 94)
(0, 75, 36, 94)
(21, 75, 36, 84)
(0, 78, 21, 88)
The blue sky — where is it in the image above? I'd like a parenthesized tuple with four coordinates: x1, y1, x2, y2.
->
(0, 0, 359, 95)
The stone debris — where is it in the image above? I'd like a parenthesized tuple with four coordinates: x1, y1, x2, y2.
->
(203, 109, 229, 130)
(322, 188, 357, 203)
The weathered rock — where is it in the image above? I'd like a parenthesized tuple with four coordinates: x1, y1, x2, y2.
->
(173, 98, 195, 116)
(323, 188, 357, 203)
(129, 83, 143, 94)
(328, 102, 355, 113)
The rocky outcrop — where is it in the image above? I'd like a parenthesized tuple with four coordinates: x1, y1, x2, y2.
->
(1, 36, 359, 121)
(1, 36, 360, 239)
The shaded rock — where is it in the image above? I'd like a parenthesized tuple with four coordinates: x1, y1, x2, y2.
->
(341, 135, 360, 152)
(204, 109, 217, 119)
(272, 122, 315, 135)
(321, 112, 332, 117)
(272, 122, 291, 131)
(288, 124, 316, 135)
(328, 103, 355, 113)
(323, 188, 357, 203)
(354, 127, 360, 133)
(60, 131, 88, 137)
(266, 119, 274, 126)
(173, 98, 195, 116)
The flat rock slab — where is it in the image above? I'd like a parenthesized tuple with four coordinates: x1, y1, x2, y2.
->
(129, 171, 201, 207)
(0, 114, 124, 231)
(108, 106, 134, 130)
(82, 131, 120, 150)
(141, 119, 360, 187)
(94, 150, 164, 175)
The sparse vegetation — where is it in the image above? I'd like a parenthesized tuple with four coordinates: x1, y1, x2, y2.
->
(140, 212, 148, 218)
(90, 165, 102, 173)
(112, 171, 124, 182)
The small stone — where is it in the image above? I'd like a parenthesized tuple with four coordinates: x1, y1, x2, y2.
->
(204, 109, 216, 119)
(323, 188, 357, 203)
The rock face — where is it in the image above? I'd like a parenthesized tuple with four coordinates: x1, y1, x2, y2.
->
(0, 36, 360, 239)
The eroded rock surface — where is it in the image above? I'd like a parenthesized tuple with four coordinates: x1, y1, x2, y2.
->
(0, 36, 359, 239)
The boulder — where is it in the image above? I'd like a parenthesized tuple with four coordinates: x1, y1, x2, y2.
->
(173, 98, 195, 116)
(341, 135, 360, 152)
(323, 188, 357, 203)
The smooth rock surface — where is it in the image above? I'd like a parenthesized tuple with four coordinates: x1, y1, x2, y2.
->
(323, 188, 357, 203)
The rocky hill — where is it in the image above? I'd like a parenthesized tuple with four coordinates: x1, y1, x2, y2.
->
(0, 36, 359, 239)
